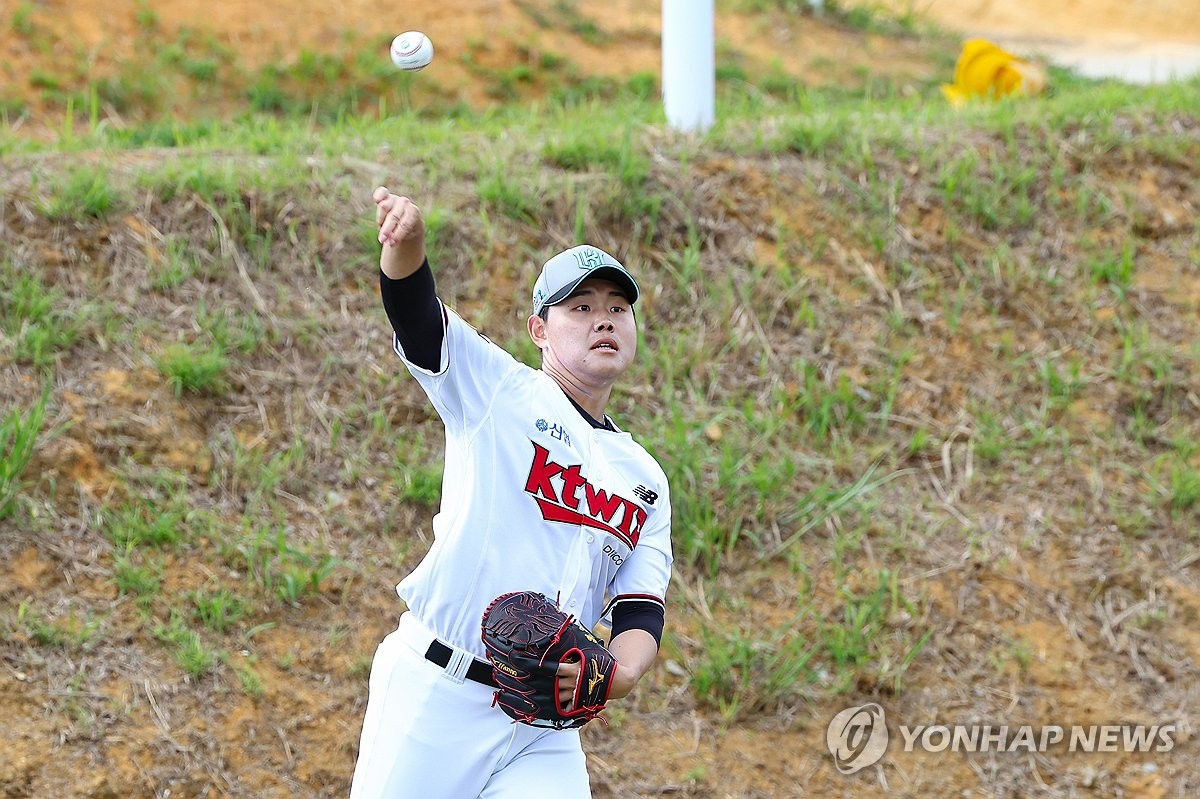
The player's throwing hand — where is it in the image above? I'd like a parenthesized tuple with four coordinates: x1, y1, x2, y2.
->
(373, 186, 426, 280)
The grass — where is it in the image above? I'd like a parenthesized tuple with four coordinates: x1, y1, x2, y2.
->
(220, 520, 340, 608)
(197, 303, 270, 355)
(0, 269, 84, 368)
(191, 587, 248, 633)
(1167, 459, 1200, 512)
(36, 166, 122, 221)
(10, 2, 35, 36)
(15, 601, 103, 650)
(1089, 240, 1136, 299)
(113, 553, 162, 605)
(689, 567, 929, 718)
(105, 502, 188, 549)
(0, 386, 49, 519)
(154, 611, 219, 677)
(235, 661, 266, 698)
(476, 167, 539, 221)
(397, 463, 443, 506)
(150, 237, 204, 290)
(155, 340, 230, 396)
(820, 568, 929, 692)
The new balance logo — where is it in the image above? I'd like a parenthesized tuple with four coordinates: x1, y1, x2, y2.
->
(632, 485, 658, 506)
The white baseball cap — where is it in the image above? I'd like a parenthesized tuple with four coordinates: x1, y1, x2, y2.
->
(531, 245, 640, 317)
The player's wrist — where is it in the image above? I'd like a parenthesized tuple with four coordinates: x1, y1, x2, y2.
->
(609, 662, 639, 700)
(381, 245, 426, 280)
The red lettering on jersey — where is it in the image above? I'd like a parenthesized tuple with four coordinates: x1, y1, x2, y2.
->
(523, 440, 646, 549)
(616, 499, 647, 544)
(524, 443, 564, 502)
(560, 464, 586, 510)
(583, 483, 622, 523)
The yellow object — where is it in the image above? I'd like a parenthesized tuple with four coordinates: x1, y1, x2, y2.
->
(942, 39, 1047, 106)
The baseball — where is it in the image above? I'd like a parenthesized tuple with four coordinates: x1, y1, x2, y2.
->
(390, 31, 434, 71)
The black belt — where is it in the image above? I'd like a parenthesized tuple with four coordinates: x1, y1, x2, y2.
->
(424, 640, 497, 687)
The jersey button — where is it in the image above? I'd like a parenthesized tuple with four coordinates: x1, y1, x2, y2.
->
(586, 534, 594, 544)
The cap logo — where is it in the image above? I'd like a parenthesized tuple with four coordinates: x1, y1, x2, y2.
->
(573, 248, 605, 269)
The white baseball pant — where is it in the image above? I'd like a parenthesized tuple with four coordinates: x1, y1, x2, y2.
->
(349, 612, 592, 799)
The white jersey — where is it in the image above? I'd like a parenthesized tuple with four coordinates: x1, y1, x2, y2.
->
(392, 304, 673, 660)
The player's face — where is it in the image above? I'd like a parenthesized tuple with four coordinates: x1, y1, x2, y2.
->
(534, 278, 637, 383)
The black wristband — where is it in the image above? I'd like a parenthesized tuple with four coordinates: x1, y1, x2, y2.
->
(610, 600, 664, 647)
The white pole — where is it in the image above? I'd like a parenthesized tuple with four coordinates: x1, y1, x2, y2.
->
(662, 0, 714, 133)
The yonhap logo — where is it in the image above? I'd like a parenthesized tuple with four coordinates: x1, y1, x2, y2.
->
(827, 703, 889, 774)
(825, 703, 1178, 776)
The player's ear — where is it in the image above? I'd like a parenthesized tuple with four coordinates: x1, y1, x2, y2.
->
(528, 313, 549, 350)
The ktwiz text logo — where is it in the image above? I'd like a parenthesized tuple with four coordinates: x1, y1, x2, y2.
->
(524, 442, 646, 548)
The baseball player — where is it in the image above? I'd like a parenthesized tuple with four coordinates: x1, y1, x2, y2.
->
(348, 187, 673, 798)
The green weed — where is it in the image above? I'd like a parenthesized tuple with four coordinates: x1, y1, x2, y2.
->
(349, 656, 374, 681)
(1042, 358, 1085, 411)
(679, 493, 742, 575)
(134, 0, 157, 30)
(223, 521, 339, 607)
(16, 601, 102, 650)
(819, 568, 930, 693)
(104, 492, 192, 549)
(780, 111, 850, 157)
(156, 340, 230, 396)
(112, 549, 162, 605)
(476, 169, 538, 222)
(197, 302, 269, 354)
(1089, 240, 1136, 299)
(690, 610, 820, 721)
(514, 0, 609, 44)
(790, 359, 868, 440)
(135, 157, 260, 204)
(972, 408, 1009, 462)
(543, 127, 649, 188)
(0, 386, 49, 519)
(1, 271, 83, 367)
(106, 506, 182, 548)
(150, 238, 204, 290)
(936, 146, 1039, 231)
(1112, 318, 1154, 387)
(690, 625, 755, 721)
(661, 227, 704, 293)
(993, 635, 1034, 675)
(222, 435, 308, 506)
(191, 587, 248, 633)
(90, 68, 169, 117)
(275, 556, 337, 606)
(422, 205, 454, 272)
(236, 662, 265, 698)
(37, 166, 121, 221)
(397, 463, 442, 506)
(1168, 460, 1200, 512)
(154, 611, 219, 677)
(11, 3, 35, 36)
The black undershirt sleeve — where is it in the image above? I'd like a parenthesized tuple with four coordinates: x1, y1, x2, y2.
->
(379, 260, 444, 373)
(610, 600, 665, 647)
